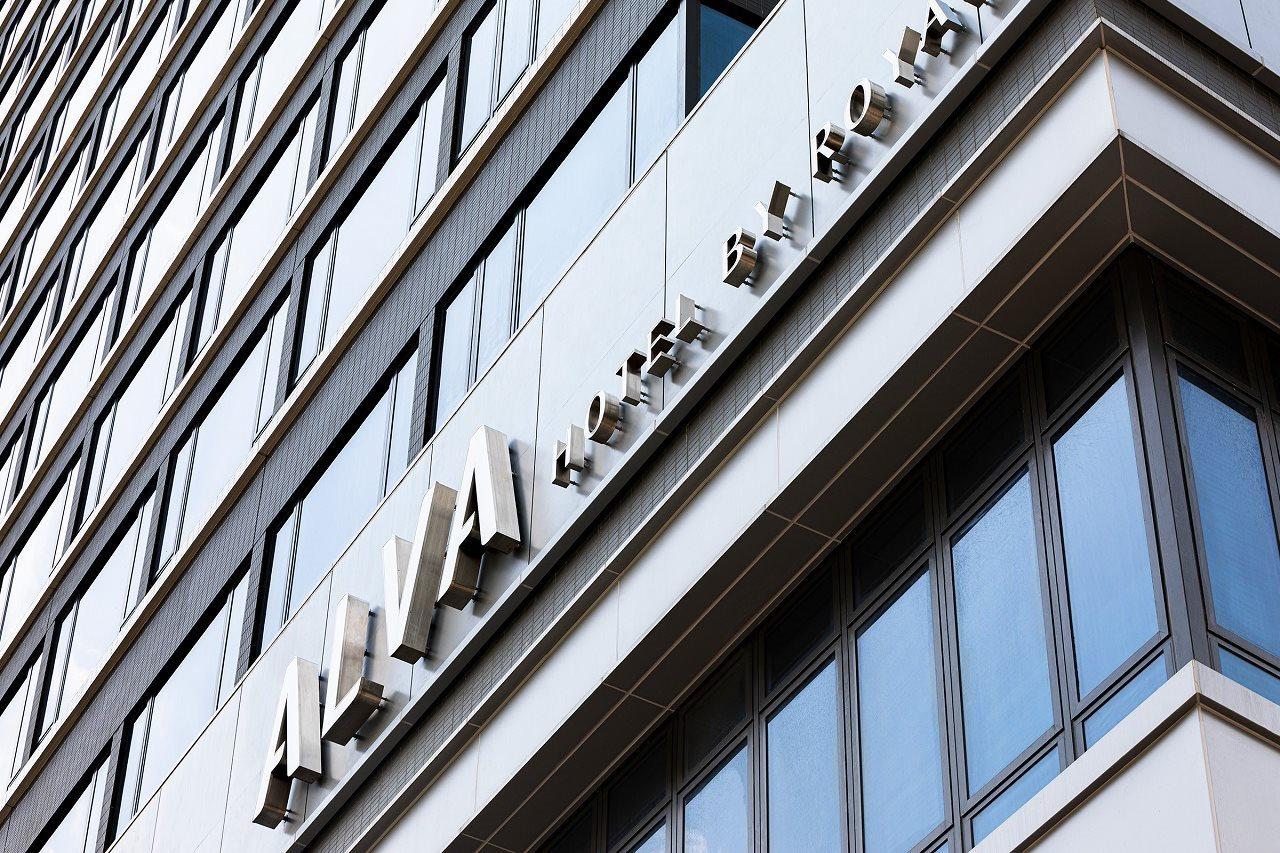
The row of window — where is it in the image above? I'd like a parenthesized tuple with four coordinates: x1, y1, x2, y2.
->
(538, 266, 1280, 852)
(10, 2, 759, 850)
(433, 0, 756, 429)
(0, 0, 92, 154)
(0, 0, 333, 672)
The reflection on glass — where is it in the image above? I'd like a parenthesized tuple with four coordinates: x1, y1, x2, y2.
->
(435, 274, 477, 428)
(32, 759, 105, 853)
(458, 5, 498, 152)
(476, 223, 518, 374)
(498, 0, 533, 99)
(415, 79, 448, 214)
(1179, 371, 1280, 657)
(1053, 377, 1159, 697)
(953, 473, 1054, 794)
(767, 660, 841, 853)
(633, 14, 681, 174)
(1220, 648, 1280, 706)
(684, 745, 749, 853)
(859, 572, 946, 853)
(971, 749, 1060, 844)
(630, 822, 667, 853)
(1082, 655, 1167, 748)
(520, 80, 629, 319)
(697, 4, 753, 97)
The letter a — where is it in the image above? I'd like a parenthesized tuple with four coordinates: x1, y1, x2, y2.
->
(438, 426, 520, 609)
(253, 657, 322, 828)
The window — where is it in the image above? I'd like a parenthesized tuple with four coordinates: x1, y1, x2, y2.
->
(683, 745, 749, 853)
(0, 461, 80, 649)
(497, 0, 533, 100)
(260, 351, 416, 645)
(539, 271, 1187, 852)
(952, 472, 1054, 795)
(158, 0, 243, 152)
(430, 10, 689, 437)
(199, 99, 317, 345)
(31, 757, 108, 853)
(296, 110, 421, 372)
(157, 301, 288, 569)
(0, 655, 41, 781)
(457, 4, 499, 155)
(326, 0, 429, 159)
(232, 0, 322, 152)
(1051, 376, 1159, 697)
(84, 293, 189, 513)
(695, 3, 756, 98)
(25, 285, 118, 482)
(39, 494, 154, 732)
(1177, 369, 1280, 658)
(113, 575, 246, 832)
(125, 116, 226, 319)
(857, 571, 946, 852)
(765, 659, 841, 853)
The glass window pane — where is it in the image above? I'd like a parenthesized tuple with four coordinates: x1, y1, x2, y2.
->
(288, 387, 392, 615)
(238, 0, 322, 145)
(606, 736, 668, 849)
(1178, 370, 1280, 657)
(766, 660, 841, 853)
(633, 14, 681, 174)
(952, 473, 1054, 794)
(850, 476, 927, 605)
(497, 0, 532, 99)
(683, 745, 749, 853)
(520, 80, 630, 319)
(764, 567, 836, 693)
(49, 498, 152, 727)
(683, 652, 750, 773)
(1164, 282, 1248, 385)
(1219, 648, 1280, 706)
(2, 469, 78, 649)
(535, 0, 575, 53)
(1040, 288, 1119, 416)
(1082, 655, 1168, 748)
(434, 274, 477, 430)
(168, 325, 273, 558)
(629, 822, 667, 853)
(458, 6, 498, 153)
(414, 78, 448, 213)
(33, 760, 105, 853)
(0, 658, 38, 779)
(697, 5, 753, 97)
(134, 595, 232, 808)
(858, 571, 946, 853)
(352, 0, 428, 127)
(475, 222, 517, 375)
(315, 121, 417, 349)
(1053, 377, 1159, 696)
(971, 749, 1060, 844)
(943, 380, 1025, 513)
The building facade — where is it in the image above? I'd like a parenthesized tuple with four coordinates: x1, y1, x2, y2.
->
(0, 0, 1277, 850)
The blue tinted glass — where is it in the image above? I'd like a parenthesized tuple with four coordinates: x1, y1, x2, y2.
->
(1179, 372, 1280, 657)
(1083, 656, 1168, 748)
(1053, 377, 1159, 696)
(767, 660, 841, 853)
(630, 822, 666, 853)
(684, 746, 749, 853)
(1220, 648, 1280, 706)
(971, 749, 1060, 844)
(953, 474, 1054, 794)
(858, 572, 946, 853)
(698, 5, 753, 97)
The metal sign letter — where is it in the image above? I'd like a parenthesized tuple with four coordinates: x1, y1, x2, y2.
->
(253, 657, 322, 828)
(553, 424, 588, 488)
(322, 596, 384, 745)
(438, 426, 521, 609)
(922, 0, 965, 57)
(884, 27, 923, 87)
(722, 229, 759, 287)
(812, 123, 849, 183)
(383, 482, 457, 662)
(847, 79, 889, 137)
